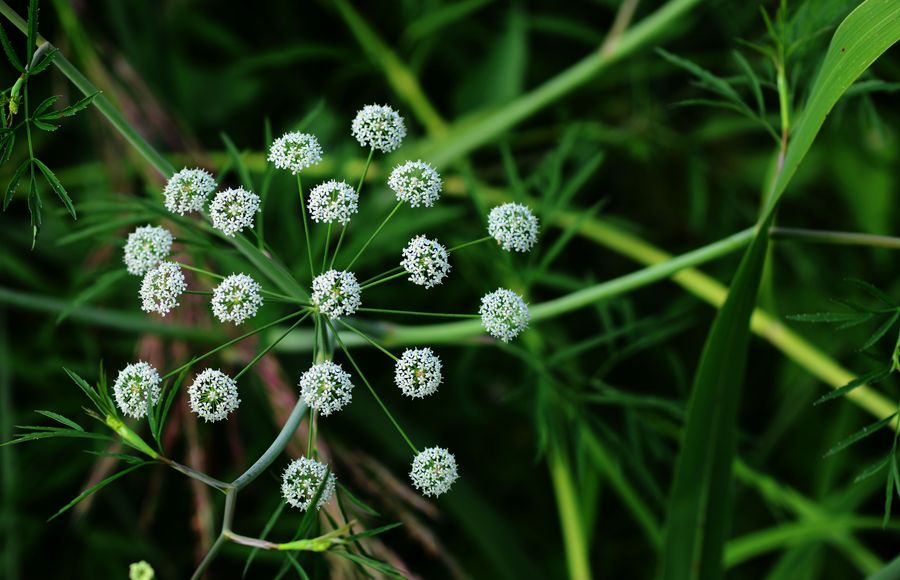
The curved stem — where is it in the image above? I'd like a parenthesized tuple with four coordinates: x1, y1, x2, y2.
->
(231, 398, 309, 490)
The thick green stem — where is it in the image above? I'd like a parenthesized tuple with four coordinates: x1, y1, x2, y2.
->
(230, 398, 309, 490)
(550, 446, 592, 580)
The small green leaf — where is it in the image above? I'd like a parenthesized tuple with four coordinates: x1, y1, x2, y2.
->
(31, 118, 58, 132)
(26, 0, 38, 60)
(32, 95, 60, 118)
(34, 410, 83, 431)
(0, 23, 23, 72)
(3, 158, 30, 210)
(823, 413, 898, 457)
(39, 91, 100, 120)
(56, 269, 128, 324)
(27, 172, 42, 248)
(854, 455, 891, 483)
(787, 311, 873, 324)
(0, 130, 15, 168)
(63, 367, 106, 413)
(48, 462, 148, 521)
(34, 158, 75, 219)
(860, 311, 900, 352)
(27, 47, 57, 75)
(813, 365, 892, 405)
(845, 278, 896, 306)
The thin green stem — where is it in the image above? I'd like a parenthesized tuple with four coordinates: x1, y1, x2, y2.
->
(771, 227, 900, 250)
(336, 318, 398, 362)
(329, 150, 372, 269)
(448, 235, 493, 253)
(306, 407, 316, 458)
(178, 262, 225, 280)
(185, 290, 212, 296)
(234, 312, 311, 380)
(325, 318, 418, 454)
(360, 270, 407, 290)
(297, 174, 315, 277)
(329, 226, 347, 271)
(190, 534, 226, 580)
(357, 307, 479, 319)
(360, 266, 403, 287)
(321, 222, 332, 274)
(231, 397, 309, 490)
(345, 201, 403, 271)
(161, 309, 307, 380)
(159, 457, 230, 491)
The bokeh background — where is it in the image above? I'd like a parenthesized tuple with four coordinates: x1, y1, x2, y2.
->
(1, 0, 898, 578)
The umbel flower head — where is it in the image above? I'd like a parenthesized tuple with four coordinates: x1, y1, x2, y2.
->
(163, 167, 217, 215)
(209, 187, 261, 237)
(188, 368, 240, 422)
(212, 273, 263, 325)
(113, 361, 162, 419)
(401, 235, 450, 288)
(311, 270, 361, 319)
(268, 131, 323, 174)
(488, 202, 540, 252)
(388, 160, 442, 208)
(129, 561, 155, 580)
(351, 104, 406, 153)
(410, 446, 458, 497)
(395, 348, 442, 398)
(140, 261, 187, 316)
(123, 224, 174, 276)
(299, 361, 354, 416)
(281, 457, 336, 511)
(308, 180, 358, 225)
(479, 288, 530, 342)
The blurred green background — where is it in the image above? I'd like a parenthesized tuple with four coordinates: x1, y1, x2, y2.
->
(1, 0, 898, 578)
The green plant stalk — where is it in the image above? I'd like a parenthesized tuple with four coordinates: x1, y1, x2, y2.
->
(230, 398, 309, 491)
(104, 415, 158, 459)
(771, 227, 900, 250)
(345, 201, 403, 271)
(550, 445, 592, 580)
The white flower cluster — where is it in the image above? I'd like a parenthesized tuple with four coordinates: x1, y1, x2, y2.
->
(409, 447, 458, 497)
(479, 288, 530, 342)
(209, 187, 261, 237)
(113, 361, 162, 419)
(140, 261, 186, 316)
(488, 203, 539, 252)
(351, 104, 406, 153)
(308, 180, 358, 225)
(299, 361, 354, 416)
(311, 270, 361, 319)
(188, 368, 240, 422)
(268, 132, 323, 174)
(388, 160, 442, 208)
(123, 225, 174, 276)
(395, 348, 442, 398)
(401, 235, 450, 288)
(163, 168, 217, 215)
(211, 273, 263, 325)
(281, 456, 336, 511)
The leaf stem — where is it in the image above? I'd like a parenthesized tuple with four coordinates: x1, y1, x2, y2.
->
(336, 318, 398, 362)
(297, 174, 315, 277)
(359, 270, 407, 290)
(357, 307, 479, 319)
(233, 312, 311, 380)
(344, 201, 403, 271)
(771, 227, 900, 250)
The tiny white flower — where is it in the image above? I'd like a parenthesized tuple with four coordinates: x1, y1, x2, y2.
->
(351, 104, 406, 153)
(113, 361, 162, 419)
(140, 261, 187, 316)
(395, 348, 442, 398)
(209, 187, 261, 237)
(311, 270, 361, 319)
(479, 288, 530, 342)
(308, 180, 358, 225)
(410, 446, 458, 497)
(268, 132, 323, 174)
(487, 203, 539, 252)
(388, 160, 442, 208)
(281, 457, 336, 511)
(299, 361, 354, 416)
(401, 236, 450, 288)
(163, 168, 217, 215)
(129, 561, 155, 580)
(123, 224, 174, 276)
(211, 273, 263, 325)
(188, 368, 240, 422)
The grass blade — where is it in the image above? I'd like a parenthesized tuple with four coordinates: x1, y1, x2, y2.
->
(48, 462, 148, 521)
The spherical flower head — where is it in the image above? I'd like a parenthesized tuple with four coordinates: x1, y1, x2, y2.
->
(113, 361, 161, 419)
(163, 168, 217, 215)
(281, 457, 336, 511)
(388, 160, 442, 208)
(311, 270, 361, 319)
(188, 368, 240, 422)
(129, 561, 155, 580)
(209, 187, 261, 237)
(487, 203, 539, 252)
(308, 180, 358, 225)
(395, 348, 442, 398)
(123, 224, 174, 276)
(410, 447, 458, 497)
(140, 261, 186, 316)
(479, 288, 530, 342)
(268, 132, 323, 174)
(351, 104, 406, 153)
(401, 236, 450, 288)
(299, 361, 354, 416)
(212, 273, 264, 325)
